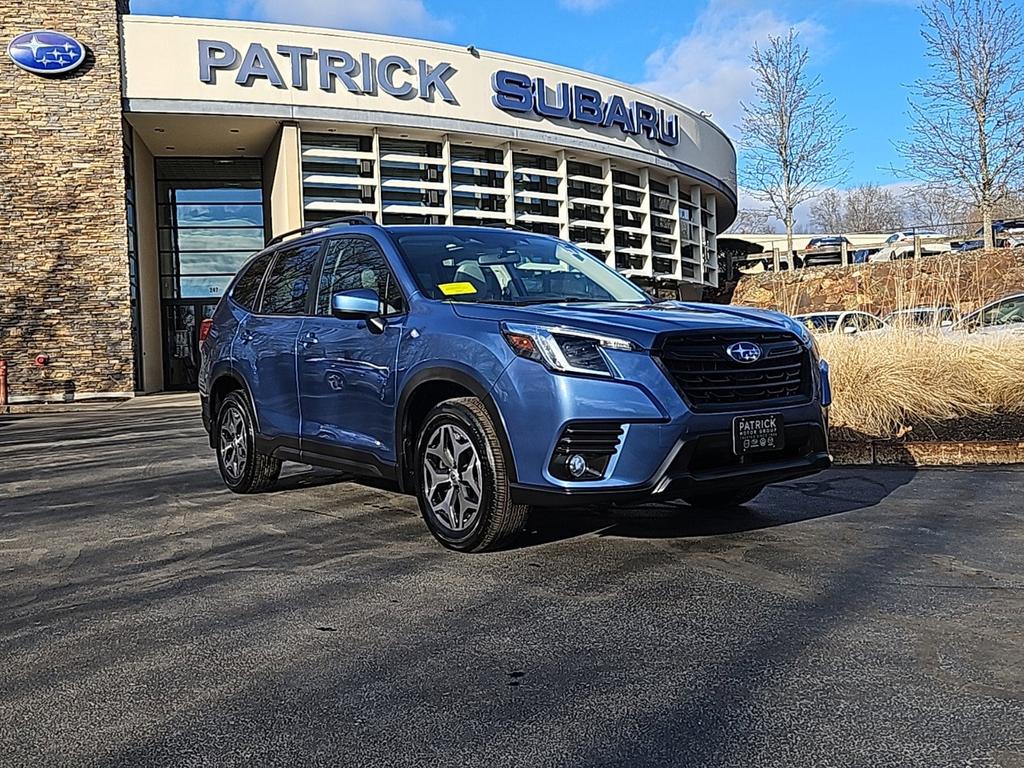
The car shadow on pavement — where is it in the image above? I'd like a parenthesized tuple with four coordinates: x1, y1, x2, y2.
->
(516, 467, 918, 548)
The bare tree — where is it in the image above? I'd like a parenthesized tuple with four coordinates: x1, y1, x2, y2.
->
(810, 184, 905, 233)
(739, 29, 849, 264)
(809, 189, 845, 233)
(725, 208, 776, 234)
(901, 184, 973, 235)
(843, 184, 906, 232)
(897, 0, 1024, 250)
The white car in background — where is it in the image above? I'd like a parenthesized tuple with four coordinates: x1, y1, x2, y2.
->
(953, 293, 1024, 337)
(793, 311, 888, 336)
(868, 231, 951, 262)
(884, 306, 959, 331)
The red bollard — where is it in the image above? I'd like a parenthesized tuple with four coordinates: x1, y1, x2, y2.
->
(0, 359, 8, 409)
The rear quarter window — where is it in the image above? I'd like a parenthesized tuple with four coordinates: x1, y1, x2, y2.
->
(231, 250, 275, 311)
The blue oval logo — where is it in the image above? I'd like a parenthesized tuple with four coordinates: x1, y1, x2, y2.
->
(7, 30, 85, 75)
(726, 341, 763, 364)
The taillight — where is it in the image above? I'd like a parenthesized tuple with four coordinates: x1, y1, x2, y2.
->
(199, 318, 214, 344)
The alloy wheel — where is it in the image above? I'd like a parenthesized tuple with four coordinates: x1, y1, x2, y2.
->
(219, 405, 248, 481)
(422, 423, 484, 533)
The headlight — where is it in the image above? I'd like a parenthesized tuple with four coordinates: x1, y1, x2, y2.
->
(806, 329, 821, 359)
(789, 318, 820, 358)
(500, 322, 639, 377)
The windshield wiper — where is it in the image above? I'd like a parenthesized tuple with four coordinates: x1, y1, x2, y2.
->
(511, 297, 607, 305)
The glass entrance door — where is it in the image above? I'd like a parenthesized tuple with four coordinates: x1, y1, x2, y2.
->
(155, 157, 265, 391)
(162, 300, 218, 391)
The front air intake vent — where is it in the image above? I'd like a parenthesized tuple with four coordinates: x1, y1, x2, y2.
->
(549, 421, 624, 481)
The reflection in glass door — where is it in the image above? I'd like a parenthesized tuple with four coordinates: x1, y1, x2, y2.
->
(163, 301, 218, 391)
(155, 158, 265, 390)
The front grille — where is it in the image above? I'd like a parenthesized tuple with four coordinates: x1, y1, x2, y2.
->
(654, 330, 812, 411)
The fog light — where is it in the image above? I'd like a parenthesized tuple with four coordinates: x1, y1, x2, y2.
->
(567, 454, 588, 478)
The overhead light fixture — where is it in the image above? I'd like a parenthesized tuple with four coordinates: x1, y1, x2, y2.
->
(229, 128, 240, 134)
(154, 127, 165, 133)
(235, 147, 246, 151)
(164, 146, 175, 151)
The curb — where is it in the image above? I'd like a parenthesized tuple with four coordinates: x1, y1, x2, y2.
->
(832, 439, 1024, 466)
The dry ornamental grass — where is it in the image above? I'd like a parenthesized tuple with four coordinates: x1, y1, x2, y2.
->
(818, 329, 1024, 438)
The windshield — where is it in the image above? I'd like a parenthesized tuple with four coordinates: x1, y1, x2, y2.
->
(392, 228, 651, 305)
(886, 309, 935, 327)
(798, 314, 840, 332)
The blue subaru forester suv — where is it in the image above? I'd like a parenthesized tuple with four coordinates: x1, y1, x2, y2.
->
(200, 217, 832, 552)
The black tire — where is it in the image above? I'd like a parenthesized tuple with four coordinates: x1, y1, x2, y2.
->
(215, 390, 281, 494)
(684, 485, 763, 509)
(415, 397, 529, 552)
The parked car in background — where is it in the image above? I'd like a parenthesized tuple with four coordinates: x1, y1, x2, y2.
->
(953, 293, 1024, 337)
(793, 311, 888, 336)
(883, 306, 958, 331)
(982, 219, 1024, 246)
(954, 220, 1024, 252)
(868, 231, 950, 262)
(802, 236, 853, 268)
(952, 239, 984, 253)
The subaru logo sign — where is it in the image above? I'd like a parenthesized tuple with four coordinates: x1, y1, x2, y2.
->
(7, 30, 85, 75)
(726, 341, 763, 364)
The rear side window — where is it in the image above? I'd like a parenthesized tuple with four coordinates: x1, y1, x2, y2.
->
(316, 236, 405, 316)
(260, 242, 322, 315)
(231, 250, 274, 311)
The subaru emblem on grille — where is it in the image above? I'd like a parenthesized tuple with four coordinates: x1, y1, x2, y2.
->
(725, 341, 763, 364)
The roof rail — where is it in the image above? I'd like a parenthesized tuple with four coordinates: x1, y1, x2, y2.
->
(266, 215, 379, 247)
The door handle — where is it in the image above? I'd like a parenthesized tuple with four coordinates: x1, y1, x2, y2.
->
(301, 331, 319, 348)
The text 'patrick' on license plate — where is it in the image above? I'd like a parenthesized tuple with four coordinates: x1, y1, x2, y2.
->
(732, 413, 784, 455)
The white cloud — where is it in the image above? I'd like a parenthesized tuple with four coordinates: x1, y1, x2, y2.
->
(230, 0, 452, 36)
(559, 0, 611, 10)
(638, 0, 826, 139)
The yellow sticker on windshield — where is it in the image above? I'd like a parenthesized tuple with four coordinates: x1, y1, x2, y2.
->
(438, 281, 477, 296)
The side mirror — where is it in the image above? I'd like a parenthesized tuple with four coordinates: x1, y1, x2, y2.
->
(332, 288, 380, 319)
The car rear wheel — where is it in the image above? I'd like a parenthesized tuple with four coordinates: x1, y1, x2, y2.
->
(415, 397, 529, 552)
(684, 486, 764, 509)
(216, 391, 281, 494)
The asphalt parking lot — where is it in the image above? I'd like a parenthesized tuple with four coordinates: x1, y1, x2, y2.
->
(1, 402, 1023, 768)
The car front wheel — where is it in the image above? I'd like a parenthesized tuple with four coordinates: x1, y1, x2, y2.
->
(415, 397, 529, 552)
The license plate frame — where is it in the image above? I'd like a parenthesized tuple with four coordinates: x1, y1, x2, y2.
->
(732, 413, 785, 455)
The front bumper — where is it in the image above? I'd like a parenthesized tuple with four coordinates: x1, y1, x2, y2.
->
(492, 347, 832, 507)
(511, 420, 831, 507)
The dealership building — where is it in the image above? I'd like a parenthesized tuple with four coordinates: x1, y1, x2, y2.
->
(0, 2, 737, 400)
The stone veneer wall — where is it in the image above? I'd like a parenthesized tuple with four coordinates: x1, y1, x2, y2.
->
(1, 0, 133, 402)
(732, 249, 1024, 317)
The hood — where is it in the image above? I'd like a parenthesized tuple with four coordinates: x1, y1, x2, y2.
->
(450, 300, 803, 348)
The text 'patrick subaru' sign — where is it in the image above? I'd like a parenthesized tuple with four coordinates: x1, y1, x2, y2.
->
(7, 30, 86, 75)
(198, 40, 458, 104)
(491, 70, 680, 147)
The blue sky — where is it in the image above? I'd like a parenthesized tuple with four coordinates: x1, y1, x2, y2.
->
(133, 0, 928, 188)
